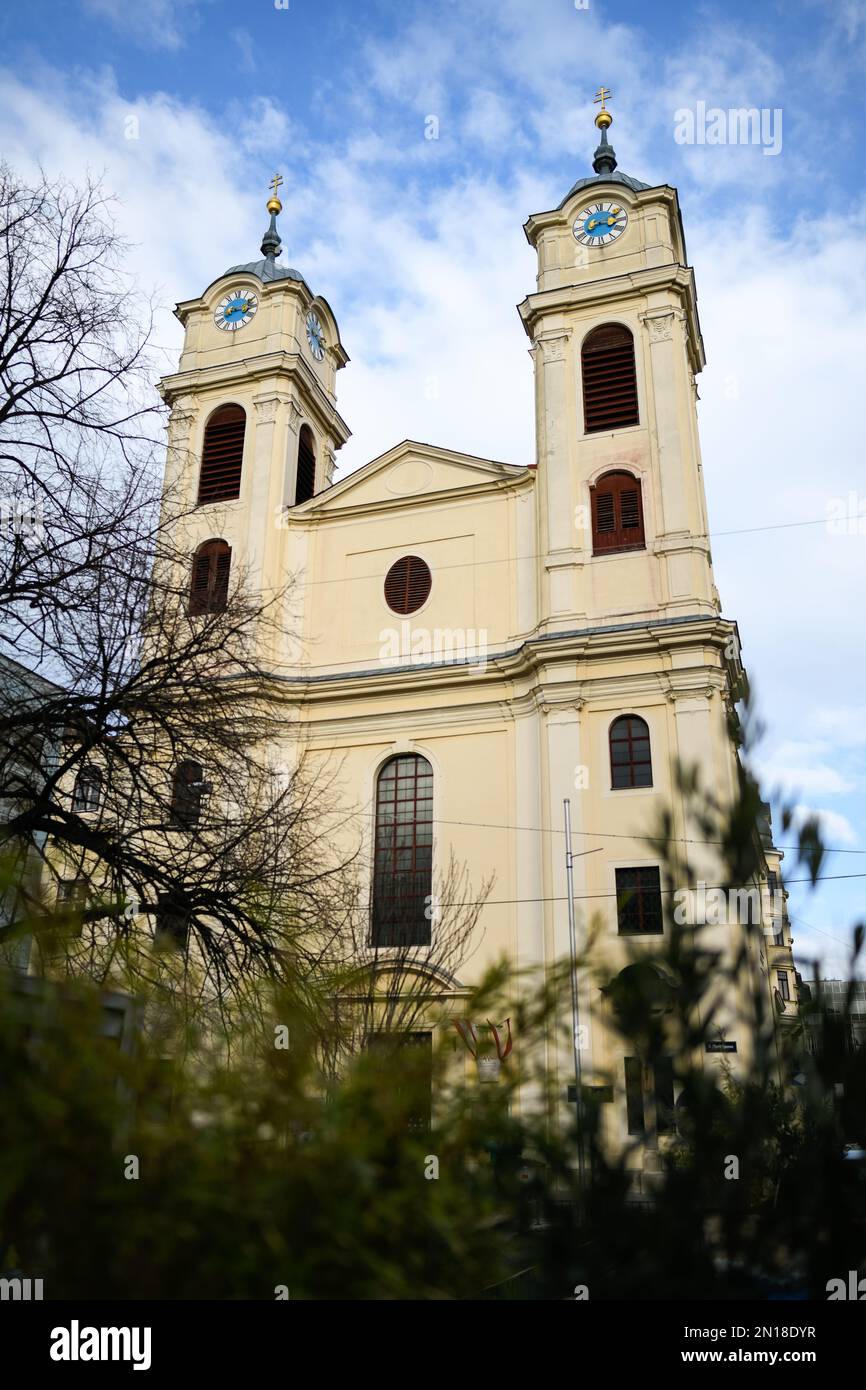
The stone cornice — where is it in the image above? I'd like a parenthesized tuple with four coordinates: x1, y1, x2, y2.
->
(518, 262, 705, 374)
(295, 469, 536, 523)
(237, 614, 742, 710)
(175, 275, 350, 369)
(156, 351, 351, 448)
(524, 183, 681, 245)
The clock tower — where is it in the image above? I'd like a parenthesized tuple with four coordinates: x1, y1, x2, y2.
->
(518, 93, 718, 637)
(157, 177, 349, 618)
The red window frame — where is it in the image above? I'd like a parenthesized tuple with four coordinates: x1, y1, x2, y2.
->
(609, 715, 653, 789)
(615, 866, 663, 936)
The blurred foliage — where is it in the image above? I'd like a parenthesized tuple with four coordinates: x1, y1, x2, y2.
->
(1, 721, 865, 1300)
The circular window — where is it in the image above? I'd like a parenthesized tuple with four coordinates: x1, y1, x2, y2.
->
(384, 555, 432, 614)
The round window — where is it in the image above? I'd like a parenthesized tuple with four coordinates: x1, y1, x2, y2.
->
(384, 555, 432, 614)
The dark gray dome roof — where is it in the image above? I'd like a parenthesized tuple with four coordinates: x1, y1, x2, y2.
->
(559, 124, 652, 207)
(559, 168, 651, 207)
(223, 257, 307, 286)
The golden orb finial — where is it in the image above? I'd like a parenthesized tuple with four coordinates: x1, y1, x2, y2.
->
(267, 172, 284, 215)
(594, 86, 613, 130)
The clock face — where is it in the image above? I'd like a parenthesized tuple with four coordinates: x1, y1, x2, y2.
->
(214, 289, 258, 332)
(305, 311, 326, 362)
(572, 202, 628, 248)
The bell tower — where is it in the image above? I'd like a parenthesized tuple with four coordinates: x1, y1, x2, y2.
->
(518, 93, 719, 638)
(157, 176, 350, 603)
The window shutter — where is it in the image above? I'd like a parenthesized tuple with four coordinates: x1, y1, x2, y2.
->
(213, 550, 230, 607)
(620, 487, 640, 530)
(198, 405, 245, 504)
(384, 555, 432, 615)
(295, 426, 317, 505)
(189, 540, 231, 616)
(595, 491, 616, 533)
(582, 324, 639, 433)
(170, 760, 204, 828)
(591, 471, 645, 554)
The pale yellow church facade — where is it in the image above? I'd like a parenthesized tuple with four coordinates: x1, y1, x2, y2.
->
(156, 109, 797, 1170)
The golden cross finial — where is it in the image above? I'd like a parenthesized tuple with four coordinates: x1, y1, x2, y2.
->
(267, 172, 283, 214)
(593, 86, 613, 130)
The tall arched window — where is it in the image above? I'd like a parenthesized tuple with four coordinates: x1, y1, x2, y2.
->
(72, 766, 102, 814)
(581, 323, 639, 433)
(197, 404, 245, 504)
(609, 715, 652, 789)
(372, 754, 433, 947)
(189, 539, 231, 615)
(295, 424, 316, 505)
(590, 470, 645, 554)
(170, 760, 206, 827)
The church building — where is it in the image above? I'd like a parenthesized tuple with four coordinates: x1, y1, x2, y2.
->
(156, 97, 797, 1175)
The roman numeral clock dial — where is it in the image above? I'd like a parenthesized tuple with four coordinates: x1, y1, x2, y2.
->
(214, 289, 258, 331)
(572, 202, 628, 247)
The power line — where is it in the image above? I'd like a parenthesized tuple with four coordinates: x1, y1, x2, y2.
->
(434, 870, 866, 911)
(432, 815, 865, 858)
(282, 513, 840, 593)
(788, 912, 855, 953)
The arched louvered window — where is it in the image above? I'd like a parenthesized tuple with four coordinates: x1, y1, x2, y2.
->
(384, 556, 432, 615)
(609, 715, 652, 789)
(189, 539, 231, 616)
(372, 754, 433, 947)
(581, 323, 639, 433)
(591, 470, 645, 555)
(197, 404, 245, 504)
(170, 760, 206, 828)
(295, 424, 316, 505)
(72, 766, 101, 814)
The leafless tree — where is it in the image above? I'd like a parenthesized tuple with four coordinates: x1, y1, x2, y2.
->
(0, 166, 368, 1030)
(334, 850, 495, 1061)
(0, 167, 497, 1050)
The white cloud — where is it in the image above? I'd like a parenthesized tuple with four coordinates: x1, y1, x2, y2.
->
(755, 742, 854, 798)
(792, 805, 859, 848)
(2, 4, 865, 941)
(83, 0, 206, 52)
(814, 708, 866, 748)
(231, 28, 257, 77)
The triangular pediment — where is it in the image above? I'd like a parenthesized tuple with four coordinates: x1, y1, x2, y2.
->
(302, 440, 528, 514)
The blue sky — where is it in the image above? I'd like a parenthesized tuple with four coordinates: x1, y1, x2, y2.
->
(2, 0, 865, 975)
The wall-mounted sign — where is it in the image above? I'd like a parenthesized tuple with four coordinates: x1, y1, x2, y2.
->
(706, 1040, 737, 1053)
